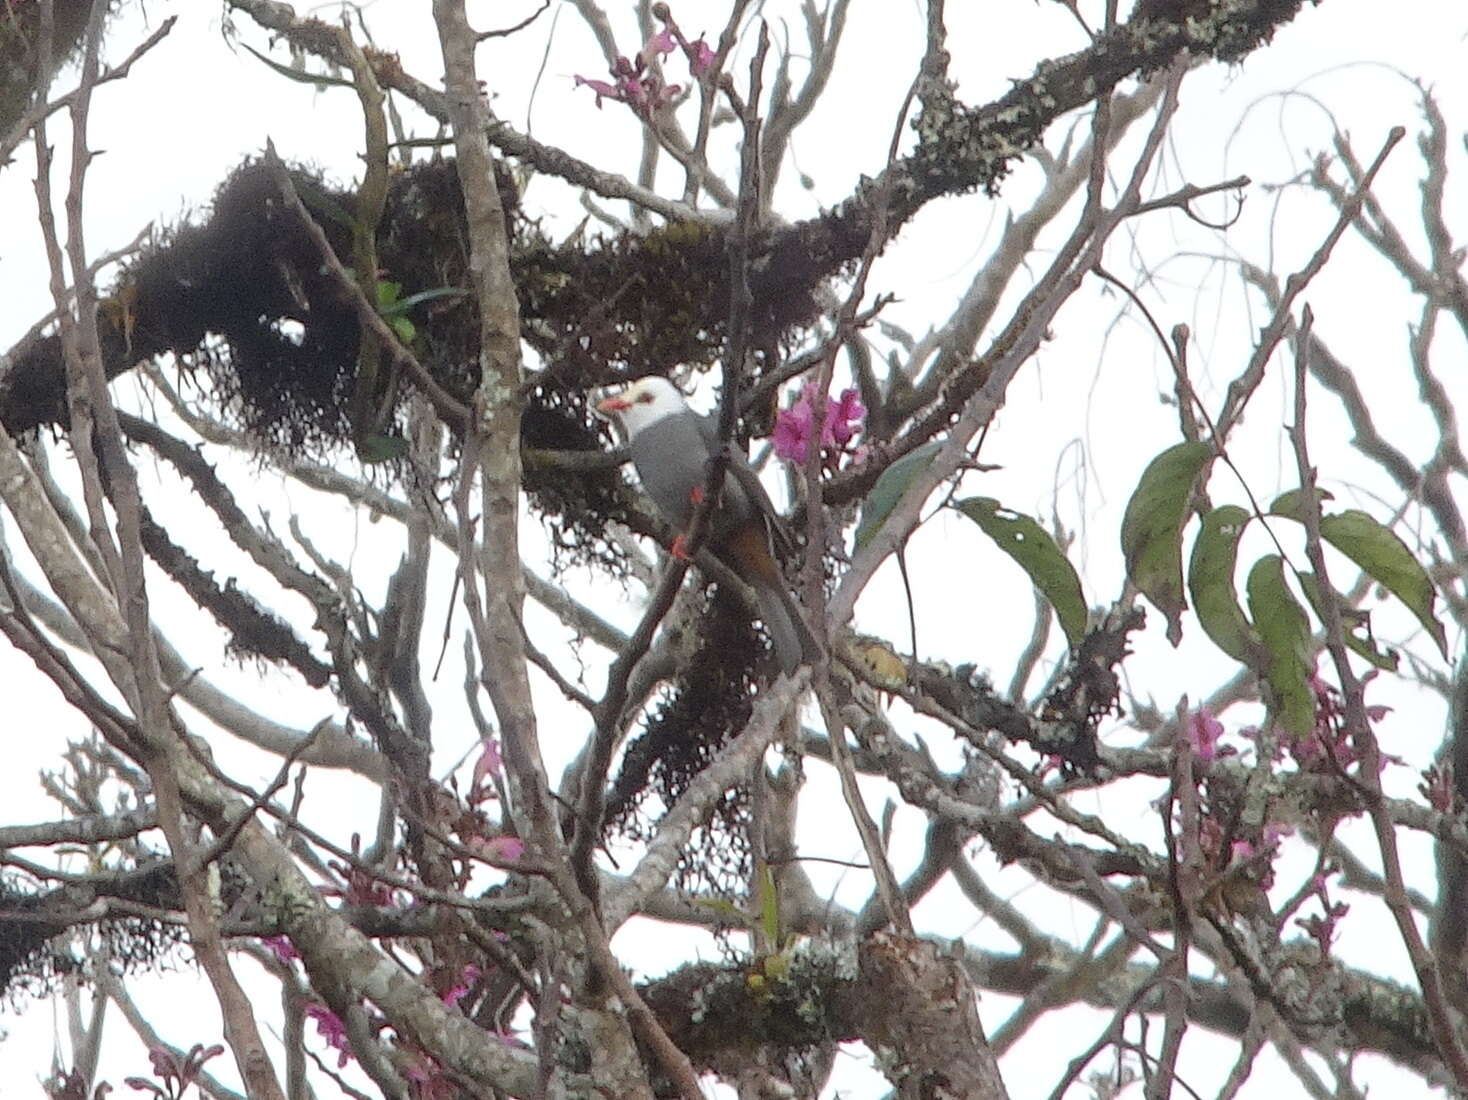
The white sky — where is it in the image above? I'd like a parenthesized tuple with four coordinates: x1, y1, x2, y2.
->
(1, 0, 1466, 1096)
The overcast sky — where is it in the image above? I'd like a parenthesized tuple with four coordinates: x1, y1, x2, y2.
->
(2, 1, 1467, 1095)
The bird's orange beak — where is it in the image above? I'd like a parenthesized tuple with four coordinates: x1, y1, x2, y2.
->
(595, 394, 630, 415)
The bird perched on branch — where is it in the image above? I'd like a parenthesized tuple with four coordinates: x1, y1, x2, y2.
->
(594, 376, 821, 674)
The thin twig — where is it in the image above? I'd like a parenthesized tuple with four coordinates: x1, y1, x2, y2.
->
(1288, 303, 1468, 1088)
(1216, 128, 1405, 441)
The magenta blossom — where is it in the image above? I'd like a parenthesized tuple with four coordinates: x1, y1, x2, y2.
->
(124, 1044, 224, 1096)
(473, 835, 526, 866)
(689, 36, 717, 77)
(574, 29, 682, 117)
(1289, 670, 1399, 774)
(1230, 822, 1292, 865)
(1184, 709, 1225, 761)
(262, 935, 299, 963)
(773, 386, 866, 466)
(442, 964, 484, 1008)
(401, 1049, 456, 1100)
(470, 735, 503, 804)
(641, 29, 677, 60)
(305, 1004, 352, 1069)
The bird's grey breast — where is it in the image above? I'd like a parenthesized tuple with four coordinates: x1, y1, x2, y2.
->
(631, 412, 761, 534)
(631, 413, 715, 528)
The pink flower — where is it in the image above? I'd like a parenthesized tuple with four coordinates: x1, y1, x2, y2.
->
(1422, 762, 1456, 813)
(773, 385, 866, 466)
(262, 935, 299, 963)
(323, 856, 401, 908)
(305, 1005, 352, 1069)
(829, 387, 866, 446)
(1184, 709, 1224, 761)
(471, 736, 503, 801)
(474, 835, 526, 865)
(772, 394, 815, 462)
(1290, 670, 1399, 774)
(574, 30, 685, 117)
(442, 964, 483, 1007)
(638, 29, 677, 65)
(689, 37, 717, 77)
(126, 1044, 224, 1095)
(573, 76, 622, 108)
(401, 1050, 456, 1100)
(1230, 823, 1291, 865)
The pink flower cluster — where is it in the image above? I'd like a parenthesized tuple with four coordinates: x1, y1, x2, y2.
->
(1296, 873, 1350, 954)
(1288, 672, 1394, 774)
(1183, 708, 1230, 761)
(124, 1044, 224, 1097)
(304, 1004, 353, 1069)
(1183, 667, 1394, 777)
(772, 385, 866, 467)
(296, 965, 513, 1095)
(574, 23, 716, 118)
(1195, 815, 1292, 892)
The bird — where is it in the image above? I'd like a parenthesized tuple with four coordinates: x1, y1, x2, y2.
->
(594, 376, 821, 674)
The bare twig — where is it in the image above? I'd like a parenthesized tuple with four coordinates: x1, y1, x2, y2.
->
(1287, 304, 1468, 1088)
(1216, 128, 1405, 441)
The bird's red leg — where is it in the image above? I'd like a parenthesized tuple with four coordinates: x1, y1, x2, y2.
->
(670, 485, 707, 560)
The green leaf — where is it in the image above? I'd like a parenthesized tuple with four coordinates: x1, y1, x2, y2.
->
(388, 316, 416, 344)
(1120, 441, 1212, 645)
(1245, 556, 1315, 739)
(1188, 505, 1260, 662)
(356, 433, 409, 464)
(756, 863, 780, 950)
(1295, 572, 1399, 671)
(956, 498, 1088, 646)
(692, 897, 747, 924)
(373, 282, 462, 344)
(380, 286, 470, 316)
(1319, 510, 1448, 659)
(375, 280, 403, 309)
(1267, 487, 1334, 520)
(242, 42, 357, 89)
(854, 441, 944, 551)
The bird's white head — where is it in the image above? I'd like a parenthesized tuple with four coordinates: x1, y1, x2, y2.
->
(593, 376, 688, 437)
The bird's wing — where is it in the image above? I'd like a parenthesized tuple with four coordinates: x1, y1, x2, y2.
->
(695, 413, 798, 560)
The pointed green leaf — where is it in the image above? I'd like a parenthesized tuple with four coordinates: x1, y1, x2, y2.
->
(1267, 487, 1332, 520)
(956, 497, 1088, 646)
(1317, 510, 1447, 658)
(375, 280, 404, 309)
(1188, 505, 1260, 662)
(388, 316, 416, 344)
(757, 863, 780, 950)
(1295, 572, 1398, 671)
(382, 286, 471, 315)
(854, 441, 944, 551)
(692, 896, 747, 923)
(242, 42, 357, 89)
(1120, 441, 1212, 645)
(1245, 555, 1315, 739)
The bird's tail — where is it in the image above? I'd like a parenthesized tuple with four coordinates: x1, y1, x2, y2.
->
(754, 581, 823, 675)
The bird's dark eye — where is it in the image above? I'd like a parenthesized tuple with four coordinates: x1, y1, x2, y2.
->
(636, 391, 655, 404)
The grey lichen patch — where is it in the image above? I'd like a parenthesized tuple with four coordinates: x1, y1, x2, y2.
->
(899, 0, 1305, 211)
